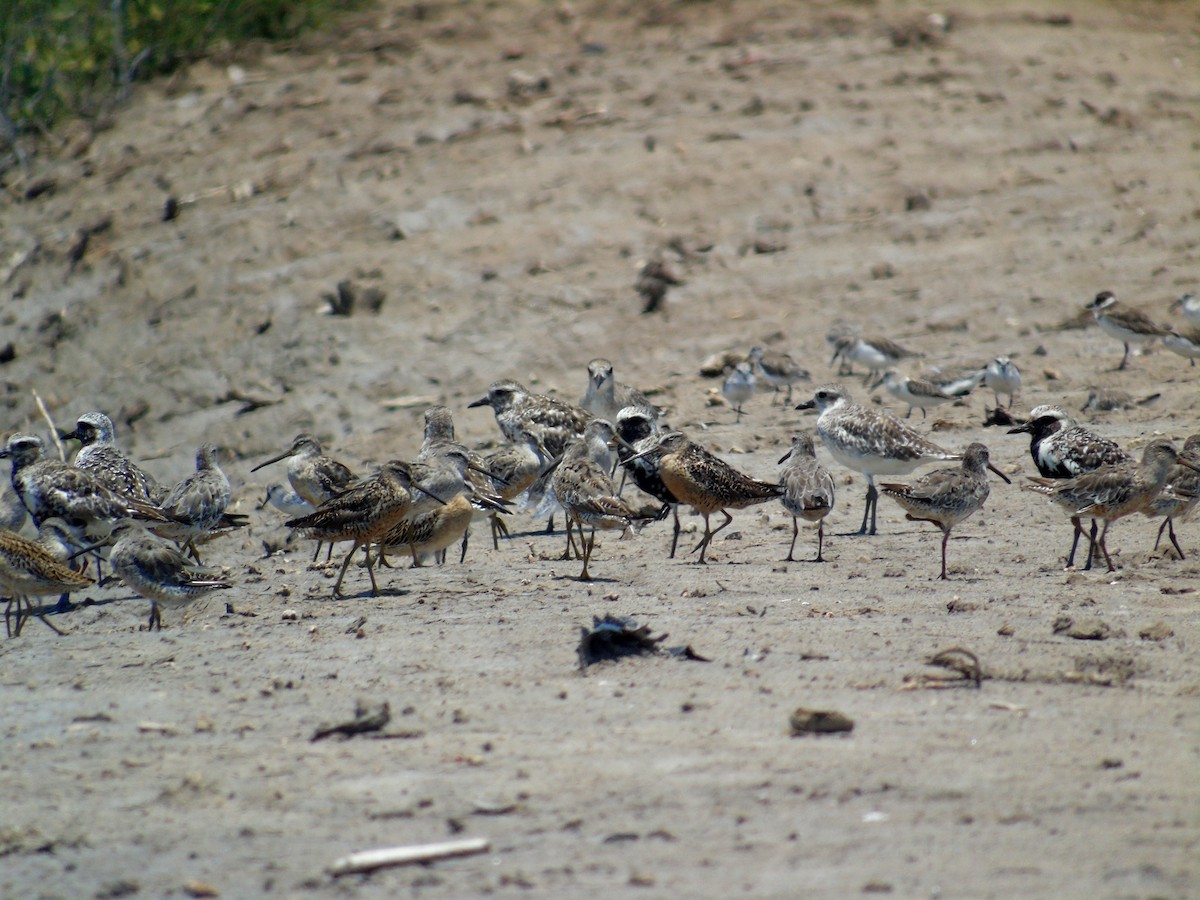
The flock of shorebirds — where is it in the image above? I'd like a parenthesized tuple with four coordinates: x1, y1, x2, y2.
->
(1, 291, 1198, 636)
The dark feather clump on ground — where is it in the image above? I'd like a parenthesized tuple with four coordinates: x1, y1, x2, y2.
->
(577, 614, 709, 668)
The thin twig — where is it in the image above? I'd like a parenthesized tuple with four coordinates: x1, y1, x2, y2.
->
(31, 389, 66, 460)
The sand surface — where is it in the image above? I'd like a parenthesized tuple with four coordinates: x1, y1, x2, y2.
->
(2, 1, 1199, 896)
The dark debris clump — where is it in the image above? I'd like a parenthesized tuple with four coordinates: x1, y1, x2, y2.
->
(577, 614, 709, 669)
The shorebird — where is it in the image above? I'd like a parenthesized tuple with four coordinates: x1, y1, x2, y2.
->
(252, 433, 356, 561)
(1007, 405, 1130, 566)
(831, 335, 920, 383)
(285, 460, 436, 599)
(0, 482, 27, 533)
(722, 361, 756, 423)
(796, 384, 959, 536)
(468, 380, 590, 458)
(579, 359, 656, 423)
(1143, 434, 1200, 559)
(37, 516, 92, 615)
(0, 526, 93, 636)
(630, 431, 782, 564)
(154, 444, 237, 561)
(377, 491, 475, 567)
(2, 433, 172, 536)
(880, 442, 1010, 579)
(108, 521, 231, 630)
(778, 432, 835, 562)
(1087, 290, 1167, 370)
(637, 259, 684, 315)
(748, 345, 810, 404)
(983, 357, 1021, 408)
(61, 412, 164, 502)
(1162, 327, 1200, 367)
(549, 420, 635, 580)
(1169, 292, 1200, 326)
(477, 433, 547, 548)
(615, 406, 682, 557)
(1024, 439, 1199, 572)
(877, 369, 958, 419)
(259, 483, 316, 518)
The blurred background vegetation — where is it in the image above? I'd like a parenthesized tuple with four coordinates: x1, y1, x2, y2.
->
(1, 0, 363, 156)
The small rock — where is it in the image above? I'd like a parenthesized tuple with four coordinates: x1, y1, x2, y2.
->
(1053, 616, 1110, 640)
(281, 609, 299, 621)
(1138, 621, 1173, 642)
(789, 707, 854, 736)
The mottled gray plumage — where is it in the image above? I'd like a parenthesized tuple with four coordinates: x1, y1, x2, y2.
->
(778, 432, 836, 562)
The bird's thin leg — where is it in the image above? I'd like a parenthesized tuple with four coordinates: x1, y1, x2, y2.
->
(149, 602, 162, 631)
(815, 520, 825, 563)
(1166, 518, 1184, 560)
(1097, 521, 1115, 572)
(865, 480, 880, 536)
(363, 544, 380, 595)
(1083, 519, 1099, 570)
(786, 517, 798, 562)
(459, 527, 469, 564)
(1067, 516, 1084, 567)
(312, 541, 322, 563)
(1118, 342, 1131, 371)
(332, 542, 360, 598)
(691, 512, 713, 564)
(939, 528, 951, 580)
(668, 506, 681, 559)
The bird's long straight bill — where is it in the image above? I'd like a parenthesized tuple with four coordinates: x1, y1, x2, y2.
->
(250, 448, 297, 472)
(467, 461, 509, 486)
(988, 463, 1012, 484)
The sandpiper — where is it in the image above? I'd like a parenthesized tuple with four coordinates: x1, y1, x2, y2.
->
(1169, 292, 1200, 326)
(722, 361, 756, 423)
(259, 483, 316, 518)
(1087, 290, 1167, 370)
(631, 431, 782, 564)
(1007, 406, 1130, 567)
(286, 460, 435, 599)
(550, 420, 635, 580)
(477, 433, 547, 548)
(778, 432, 835, 562)
(377, 491, 475, 568)
(880, 443, 1010, 579)
(1162, 327, 1200, 367)
(0, 526, 93, 637)
(2, 433, 172, 536)
(878, 369, 957, 420)
(1143, 434, 1200, 559)
(831, 335, 920, 383)
(615, 406, 681, 557)
(796, 384, 959, 535)
(580, 359, 656, 423)
(468, 380, 590, 458)
(108, 521, 231, 630)
(983, 357, 1021, 408)
(62, 412, 164, 502)
(153, 444, 236, 561)
(1024, 439, 1198, 572)
(749, 345, 810, 405)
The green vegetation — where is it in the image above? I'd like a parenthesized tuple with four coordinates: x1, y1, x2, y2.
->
(0, 0, 362, 148)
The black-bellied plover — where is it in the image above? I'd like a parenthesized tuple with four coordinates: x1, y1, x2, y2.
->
(468, 380, 590, 458)
(796, 384, 959, 536)
(615, 406, 681, 557)
(778, 432, 835, 562)
(880, 442, 1010, 579)
(1024, 439, 1198, 572)
(1087, 290, 1167, 370)
(983, 357, 1021, 408)
(62, 412, 164, 502)
(630, 431, 782, 564)
(579, 359, 655, 423)
(748, 345, 810, 405)
(108, 521, 232, 630)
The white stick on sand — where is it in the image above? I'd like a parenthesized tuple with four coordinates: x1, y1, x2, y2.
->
(329, 837, 490, 877)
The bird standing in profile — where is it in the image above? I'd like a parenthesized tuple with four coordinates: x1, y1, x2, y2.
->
(1087, 290, 1167, 370)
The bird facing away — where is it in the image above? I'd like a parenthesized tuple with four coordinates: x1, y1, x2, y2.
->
(153, 444, 234, 560)
(108, 522, 231, 630)
(286, 460, 435, 599)
(579, 359, 656, 423)
(983, 357, 1021, 409)
(615, 406, 682, 558)
(2, 433, 172, 537)
(796, 384, 959, 536)
(1087, 290, 1166, 370)
(62, 412, 164, 503)
(722, 361, 756, 423)
(1143, 434, 1200, 560)
(778, 432, 836, 562)
(1023, 438, 1198, 572)
(550, 420, 636, 580)
(468, 380, 591, 459)
(749, 345, 810, 404)
(0, 525, 94, 637)
(1162, 327, 1200, 367)
(877, 369, 956, 420)
(1007, 405, 1130, 567)
(880, 442, 1010, 579)
(631, 431, 782, 564)
(478, 432, 548, 548)
(1169, 292, 1200, 326)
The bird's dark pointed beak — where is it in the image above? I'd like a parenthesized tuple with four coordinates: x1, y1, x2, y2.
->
(987, 463, 1012, 484)
(250, 448, 296, 472)
(257, 493, 272, 510)
(59, 428, 81, 442)
(412, 484, 447, 505)
(794, 399, 816, 411)
(1006, 423, 1032, 435)
(467, 461, 509, 486)
(466, 396, 490, 409)
(777, 448, 794, 465)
